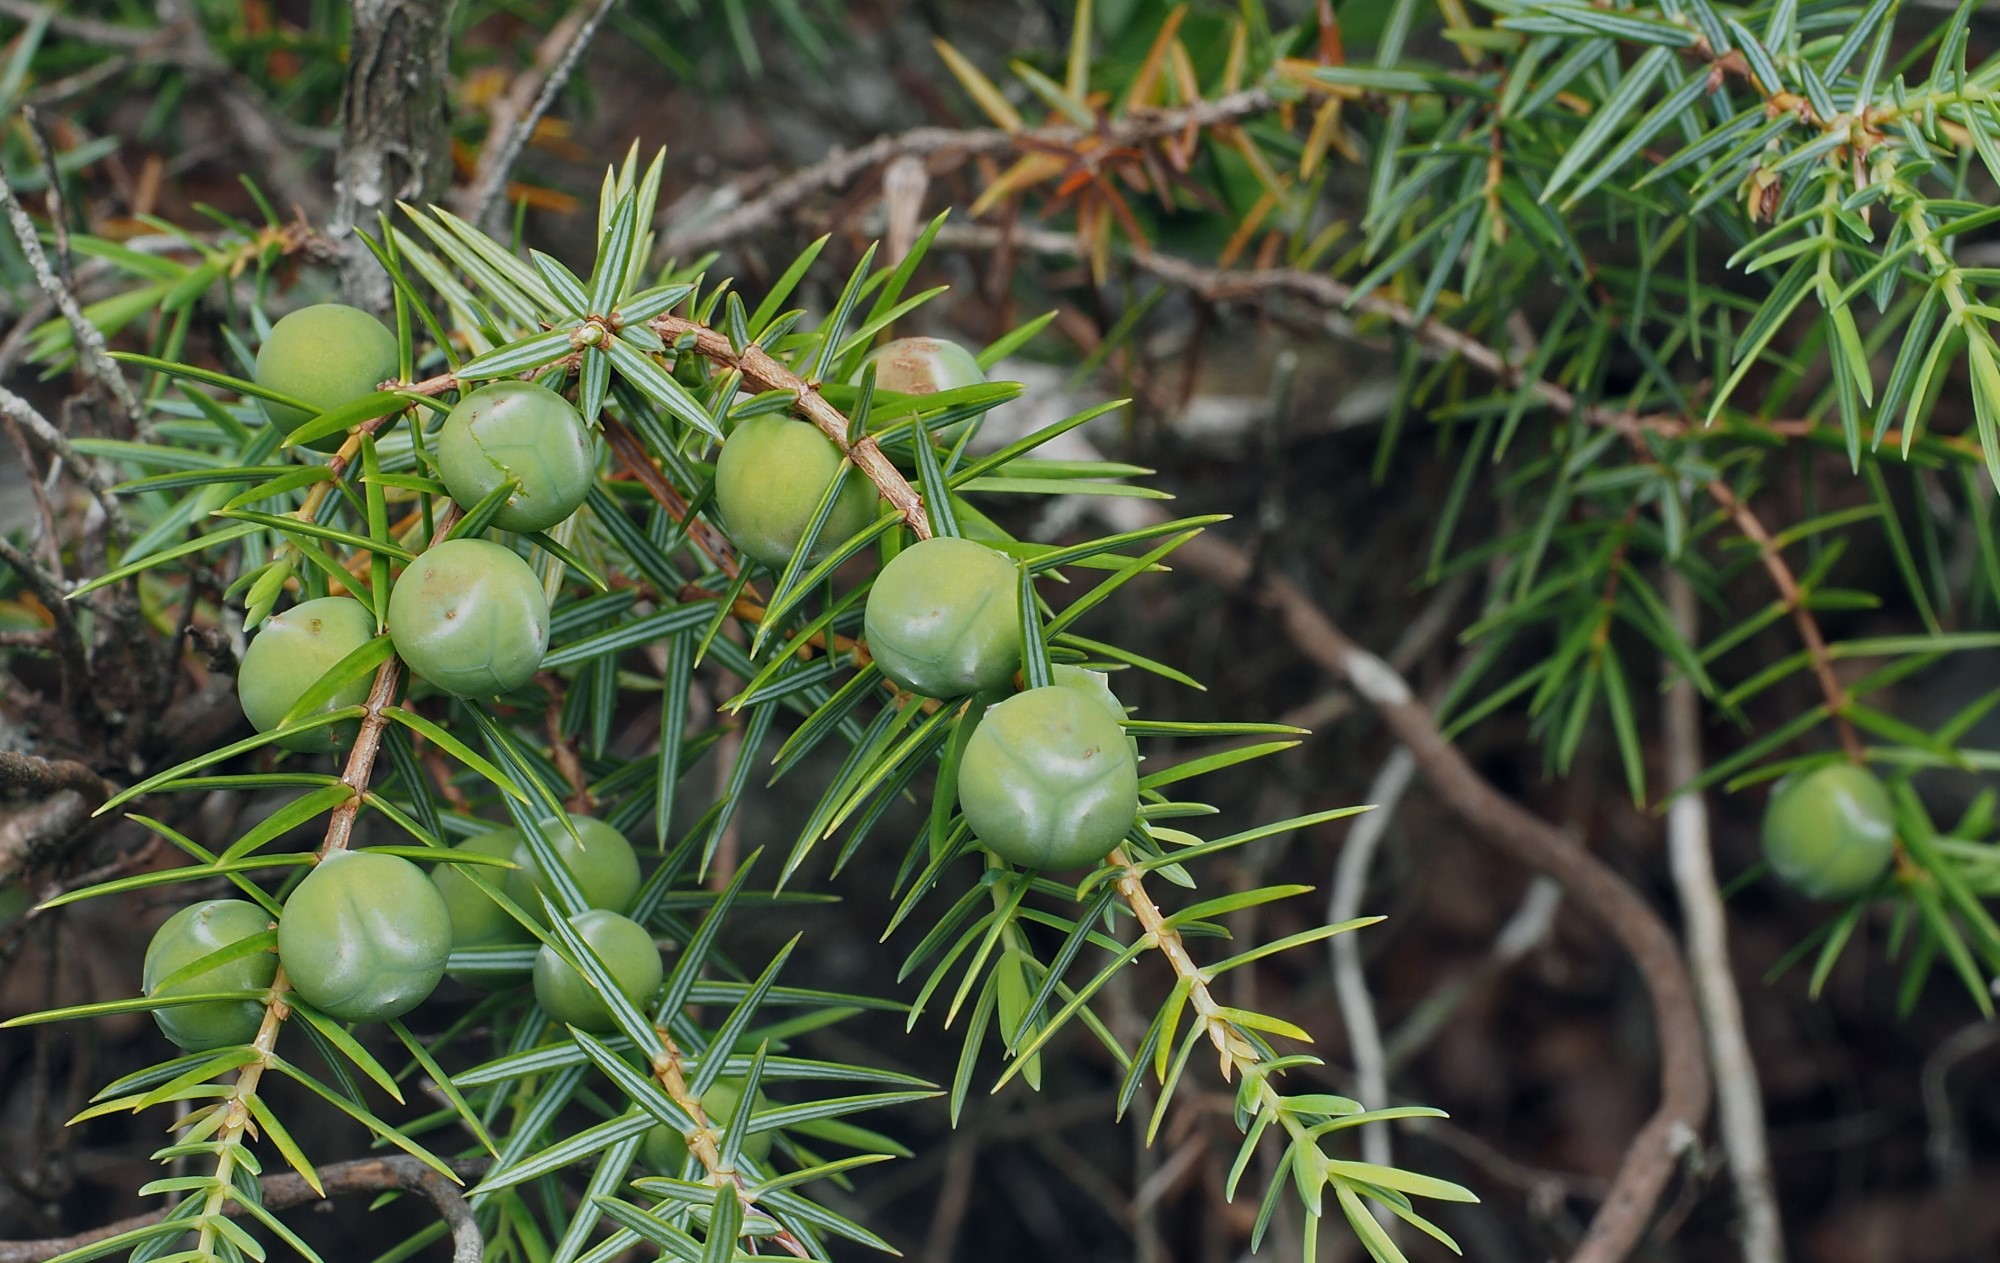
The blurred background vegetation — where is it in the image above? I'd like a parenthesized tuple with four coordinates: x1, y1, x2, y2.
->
(7, 2, 2000, 1262)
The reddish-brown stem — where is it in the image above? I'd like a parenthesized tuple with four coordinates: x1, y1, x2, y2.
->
(316, 658, 405, 856)
(649, 315, 933, 540)
(646, 1033, 807, 1258)
(424, 742, 472, 811)
(601, 416, 741, 577)
(1705, 480, 1864, 763)
(542, 683, 596, 812)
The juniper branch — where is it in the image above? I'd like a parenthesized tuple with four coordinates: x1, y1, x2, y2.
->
(646, 1031, 807, 1257)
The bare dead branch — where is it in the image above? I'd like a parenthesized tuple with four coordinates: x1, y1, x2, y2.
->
(0, 385, 129, 540)
(993, 408, 1709, 1262)
(0, 170, 142, 429)
(0, 749, 115, 802)
(462, 0, 621, 231)
(0, 537, 91, 713)
(1665, 569, 1786, 1263)
(0, 1156, 488, 1263)
(1174, 526, 1710, 1263)
(1328, 747, 1415, 1173)
(0, 0, 160, 49)
(0, 750, 116, 887)
(657, 90, 1278, 259)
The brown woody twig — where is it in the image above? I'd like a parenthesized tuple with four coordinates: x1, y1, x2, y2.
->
(0, 384, 129, 541)
(0, 169, 142, 429)
(0, 751, 118, 887)
(0, 0, 159, 49)
(1707, 479, 1864, 762)
(658, 90, 1277, 260)
(0, 750, 115, 805)
(0, 536, 91, 712)
(0, 1156, 488, 1263)
(461, 0, 622, 230)
(651, 315, 931, 539)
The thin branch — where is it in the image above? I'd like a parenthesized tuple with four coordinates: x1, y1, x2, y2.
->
(26, 53, 133, 108)
(0, 1156, 488, 1263)
(1322, 612, 1482, 1183)
(0, 752, 117, 888)
(647, 1031, 808, 1257)
(932, 222, 1651, 430)
(1921, 1018, 2000, 1184)
(190, 962, 292, 1258)
(1664, 568, 1786, 1263)
(0, 384, 129, 540)
(543, 683, 596, 812)
(1328, 746, 1415, 1175)
(0, 750, 115, 802)
(1109, 846, 1262, 1078)
(463, 0, 621, 231)
(658, 90, 1277, 259)
(0, 170, 142, 428)
(1706, 480, 1864, 762)
(0, 537, 90, 712)
(651, 315, 932, 539)
(602, 415, 743, 577)
(1176, 527, 1708, 1263)
(0, 410, 62, 574)
(203, 76, 327, 219)
(0, 0, 161, 49)
(315, 654, 409, 856)
(18, 106, 72, 291)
